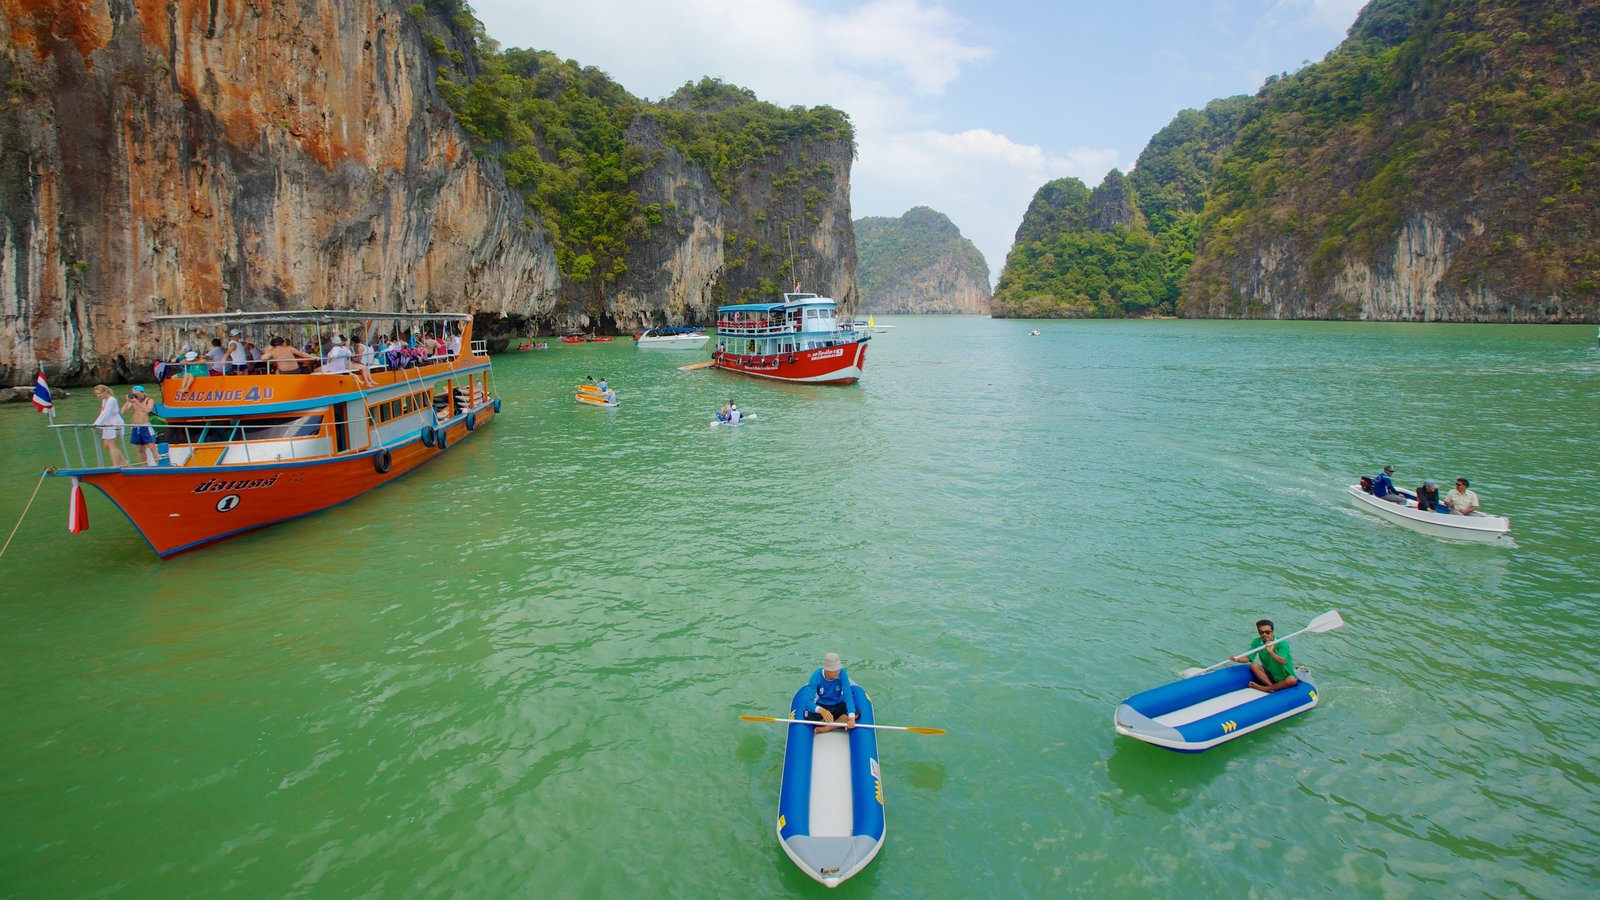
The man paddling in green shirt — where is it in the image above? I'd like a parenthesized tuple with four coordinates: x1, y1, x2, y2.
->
(1232, 619, 1299, 692)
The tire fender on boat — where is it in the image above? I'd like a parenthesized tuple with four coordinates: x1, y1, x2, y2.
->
(436, 427, 449, 450)
(465, 412, 476, 432)
(373, 449, 393, 474)
(420, 425, 436, 447)
(492, 397, 502, 413)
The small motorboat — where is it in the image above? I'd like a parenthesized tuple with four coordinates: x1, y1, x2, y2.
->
(775, 683, 884, 887)
(1028, 329, 1040, 336)
(1115, 665, 1318, 753)
(576, 383, 618, 407)
(1346, 484, 1510, 543)
(636, 327, 710, 350)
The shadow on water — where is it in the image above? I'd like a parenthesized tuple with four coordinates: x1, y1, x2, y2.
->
(899, 759, 948, 792)
(1103, 736, 1239, 813)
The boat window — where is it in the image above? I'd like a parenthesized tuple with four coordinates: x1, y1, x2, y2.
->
(168, 414, 325, 443)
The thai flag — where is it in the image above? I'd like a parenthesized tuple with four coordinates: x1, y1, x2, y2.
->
(68, 476, 90, 534)
(31, 371, 52, 414)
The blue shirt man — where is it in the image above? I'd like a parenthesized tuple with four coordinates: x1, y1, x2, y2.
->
(803, 652, 857, 731)
(1373, 465, 1403, 503)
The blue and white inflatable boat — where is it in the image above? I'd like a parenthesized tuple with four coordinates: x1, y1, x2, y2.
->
(776, 683, 885, 887)
(1114, 665, 1318, 752)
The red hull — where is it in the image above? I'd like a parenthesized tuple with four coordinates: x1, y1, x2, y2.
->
(712, 341, 868, 384)
(61, 408, 493, 557)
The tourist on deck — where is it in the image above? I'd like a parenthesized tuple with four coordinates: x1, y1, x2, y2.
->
(225, 336, 248, 374)
(447, 330, 462, 357)
(92, 384, 130, 468)
(178, 350, 207, 391)
(320, 335, 378, 387)
(1444, 478, 1481, 516)
(205, 338, 227, 375)
(1373, 465, 1404, 503)
(1231, 619, 1298, 692)
(261, 336, 317, 374)
(121, 385, 159, 466)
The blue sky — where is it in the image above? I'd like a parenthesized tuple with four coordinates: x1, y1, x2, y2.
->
(468, 0, 1368, 283)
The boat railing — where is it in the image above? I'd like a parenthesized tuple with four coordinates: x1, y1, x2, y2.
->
(48, 422, 168, 470)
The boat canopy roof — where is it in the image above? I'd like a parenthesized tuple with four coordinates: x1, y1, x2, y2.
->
(152, 309, 470, 329)
(719, 293, 834, 313)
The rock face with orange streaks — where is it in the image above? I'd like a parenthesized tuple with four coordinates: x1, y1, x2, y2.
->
(0, 0, 559, 384)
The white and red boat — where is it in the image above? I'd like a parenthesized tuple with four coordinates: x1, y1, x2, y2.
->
(711, 293, 869, 384)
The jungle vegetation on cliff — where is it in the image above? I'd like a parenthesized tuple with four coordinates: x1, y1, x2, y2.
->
(996, 0, 1600, 321)
(422, 3, 853, 297)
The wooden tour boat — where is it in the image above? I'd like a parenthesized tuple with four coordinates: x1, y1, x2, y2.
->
(46, 310, 499, 557)
(712, 292, 869, 384)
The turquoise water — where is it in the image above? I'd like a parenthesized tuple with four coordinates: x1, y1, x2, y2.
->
(2, 318, 1598, 896)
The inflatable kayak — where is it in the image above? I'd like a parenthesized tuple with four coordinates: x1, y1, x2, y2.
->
(776, 683, 884, 887)
(1114, 665, 1317, 752)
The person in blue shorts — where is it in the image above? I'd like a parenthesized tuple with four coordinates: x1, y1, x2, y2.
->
(122, 385, 160, 466)
(803, 652, 857, 732)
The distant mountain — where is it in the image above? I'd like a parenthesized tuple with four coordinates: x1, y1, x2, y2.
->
(854, 207, 991, 313)
(996, 0, 1600, 322)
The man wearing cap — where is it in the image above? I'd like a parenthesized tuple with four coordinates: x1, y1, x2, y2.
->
(121, 385, 160, 466)
(1372, 465, 1404, 503)
(802, 653, 857, 733)
(1414, 478, 1442, 513)
(179, 350, 207, 391)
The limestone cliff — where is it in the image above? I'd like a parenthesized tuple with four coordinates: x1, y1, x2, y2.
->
(0, 0, 561, 384)
(1182, 0, 1600, 321)
(854, 207, 989, 314)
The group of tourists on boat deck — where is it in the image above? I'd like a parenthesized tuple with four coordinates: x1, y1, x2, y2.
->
(155, 329, 462, 388)
(1358, 465, 1481, 514)
(89, 383, 161, 468)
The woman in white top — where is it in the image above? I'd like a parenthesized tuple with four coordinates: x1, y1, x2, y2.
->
(91, 384, 130, 467)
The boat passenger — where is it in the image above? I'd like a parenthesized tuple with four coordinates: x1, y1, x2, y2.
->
(718, 400, 733, 423)
(447, 331, 462, 357)
(1372, 465, 1404, 503)
(178, 350, 207, 391)
(1414, 479, 1441, 512)
(121, 385, 159, 467)
(1443, 478, 1480, 516)
(91, 384, 130, 468)
(205, 337, 227, 375)
(728, 404, 741, 426)
(320, 335, 378, 387)
(224, 337, 247, 374)
(1230, 619, 1298, 693)
(262, 336, 317, 374)
(802, 652, 857, 733)
(597, 377, 608, 393)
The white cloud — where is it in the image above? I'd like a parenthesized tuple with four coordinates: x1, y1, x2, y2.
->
(854, 128, 1125, 279)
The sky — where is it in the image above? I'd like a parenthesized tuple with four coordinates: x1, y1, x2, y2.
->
(467, 0, 1369, 284)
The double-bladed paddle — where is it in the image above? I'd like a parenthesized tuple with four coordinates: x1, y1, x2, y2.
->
(1179, 609, 1346, 679)
(739, 715, 945, 735)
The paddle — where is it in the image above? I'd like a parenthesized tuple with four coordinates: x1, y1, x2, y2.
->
(739, 715, 945, 735)
(1179, 609, 1345, 679)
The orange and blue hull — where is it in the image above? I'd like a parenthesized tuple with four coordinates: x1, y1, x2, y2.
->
(56, 406, 494, 558)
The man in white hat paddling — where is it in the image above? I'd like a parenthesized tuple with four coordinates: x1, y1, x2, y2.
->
(802, 652, 857, 733)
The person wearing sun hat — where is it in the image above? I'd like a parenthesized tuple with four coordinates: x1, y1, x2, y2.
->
(801, 652, 857, 733)
(178, 349, 206, 392)
(121, 385, 160, 466)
